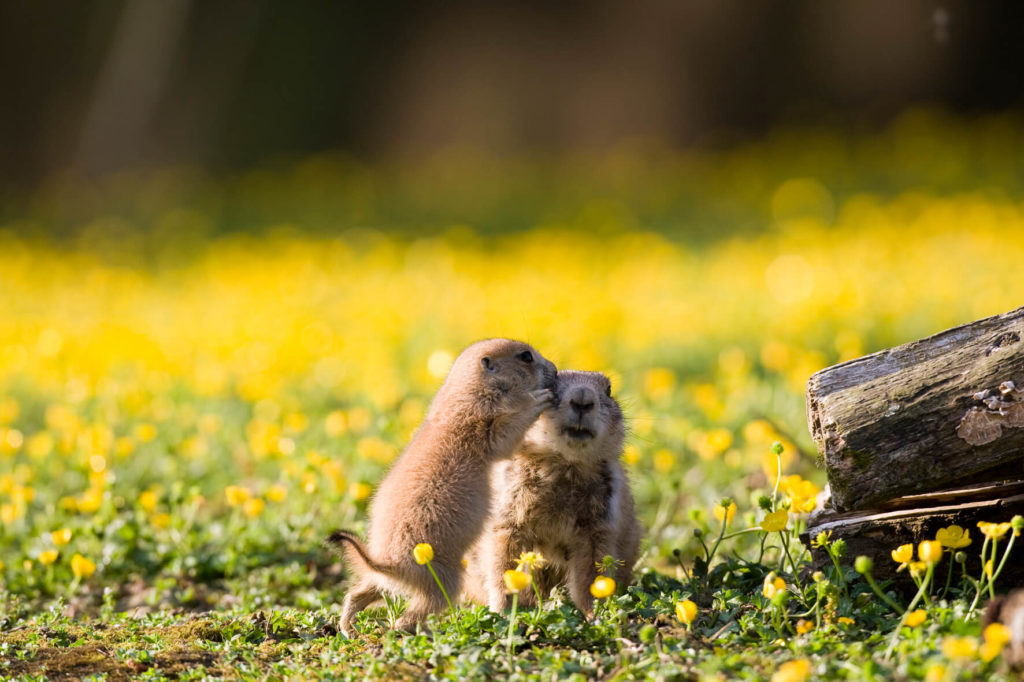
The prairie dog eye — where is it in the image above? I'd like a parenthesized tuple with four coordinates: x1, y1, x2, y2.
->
(516, 351, 534, 363)
(605, 384, 612, 397)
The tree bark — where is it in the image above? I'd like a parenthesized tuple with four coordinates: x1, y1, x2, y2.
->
(807, 306, 1024, 512)
(802, 484, 1024, 587)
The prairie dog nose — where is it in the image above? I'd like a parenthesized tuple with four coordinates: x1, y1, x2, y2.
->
(568, 386, 596, 415)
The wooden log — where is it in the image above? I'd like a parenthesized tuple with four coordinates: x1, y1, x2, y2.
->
(807, 306, 1024, 512)
(802, 484, 1024, 587)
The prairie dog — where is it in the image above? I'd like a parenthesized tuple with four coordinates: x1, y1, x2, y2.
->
(466, 370, 642, 616)
(327, 339, 557, 634)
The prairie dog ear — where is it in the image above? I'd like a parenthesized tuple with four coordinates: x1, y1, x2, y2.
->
(481, 356, 498, 373)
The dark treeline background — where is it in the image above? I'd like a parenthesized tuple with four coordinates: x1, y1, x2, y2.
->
(2, 1, 1023, 190)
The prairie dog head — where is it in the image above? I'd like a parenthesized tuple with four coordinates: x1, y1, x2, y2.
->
(521, 370, 624, 462)
(429, 338, 557, 418)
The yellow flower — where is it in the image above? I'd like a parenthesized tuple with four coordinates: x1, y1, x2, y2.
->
(984, 559, 994, 578)
(504, 569, 531, 593)
(714, 501, 737, 526)
(918, 540, 943, 564)
(134, 423, 157, 442)
(979, 622, 1010, 663)
(891, 544, 913, 563)
(977, 521, 1011, 540)
(795, 619, 814, 634)
(924, 664, 946, 682)
(642, 367, 676, 403)
(590, 576, 616, 598)
(139, 489, 159, 512)
(224, 485, 250, 506)
(941, 636, 977, 660)
(979, 641, 1002, 663)
(39, 550, 59, 565)
(763, 574, 786, 599)
(77, 488, 103, 513)
(675, 599, 697, 624)
(349, 482, 372, 501)
(771, 659, 811, 682)
(151, 512, 171, 529)
(243, 498, 264, 518)
(935, 525, 971, 549)
(761, 510, 789, 532)
(652, 449, 675, 473)
(1, 503, 18, 524)
(413, 543, 433, 565)
(51, 528, 72, 546)
(837, 616, 855, 626)
(904, 609, 927, 627)
(984, 622, 1010, 647)
(514, 551, 547, 571)
(266, 484, 288, 502)
(324, 410, 348, 437)
(71, 554, 96, 579)
(908, 561, 927, 578)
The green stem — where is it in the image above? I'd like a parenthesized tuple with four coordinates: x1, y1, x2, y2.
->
(706, 516, 729, 566)
(968, 536, 991, 616)
(780, 532, 804, 592)
(863, 571, 904, 615)
(506, 592, 519, 661)
(425, 561, 454, 611)
(988, 532, 1017, 587)
(824, 543, 845, 598)
(722, 527, 767, 541)
(885, 564, 932, 659)
(987, 538, 1000, 599)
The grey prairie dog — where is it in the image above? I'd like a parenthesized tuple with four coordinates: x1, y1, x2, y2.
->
(326, 338, 557, 634)
(465, 369, 642, 616)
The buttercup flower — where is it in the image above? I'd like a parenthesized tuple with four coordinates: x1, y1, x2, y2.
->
(243, 498, 264, 518)
(763, 573, 786, 599)
(676, 599, 697, 625)
(904, 610, 927, 627)
(51, 528, 72, 546)
(515, 551, 547, 571)
(714, 500, 737, 525)
(412, 543, 434, 565)
(38, 550, 58, 565)
(761, 510, 788, 532)
(590, 576, 616, 598)
(935, 524, 970, 549)
(771, 659, 810, 682)
(941, 636, 977, 660)
(71, 554, 96, 579)
(891, 544, 913, 563)
(918, 540, 942, 564)
(225, 485, 250, 506)
(504, 569, 531, 593)
(977, 521, 1011, 540)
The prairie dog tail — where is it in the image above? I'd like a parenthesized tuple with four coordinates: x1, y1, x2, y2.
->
(325, 530, 398, 578)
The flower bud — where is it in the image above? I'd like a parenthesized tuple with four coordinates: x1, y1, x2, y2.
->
(770, 441, 784, 455)
(854, 555, 873, 574)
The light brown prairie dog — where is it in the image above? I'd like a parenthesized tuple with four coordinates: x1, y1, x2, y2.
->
(465, 369, 642, 616)
(327, 338, 557, 634)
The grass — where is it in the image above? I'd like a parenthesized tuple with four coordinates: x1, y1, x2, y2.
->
(2, 111, 1024, 679)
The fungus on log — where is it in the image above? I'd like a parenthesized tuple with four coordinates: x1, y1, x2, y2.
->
(806, 306, 1024, 512)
